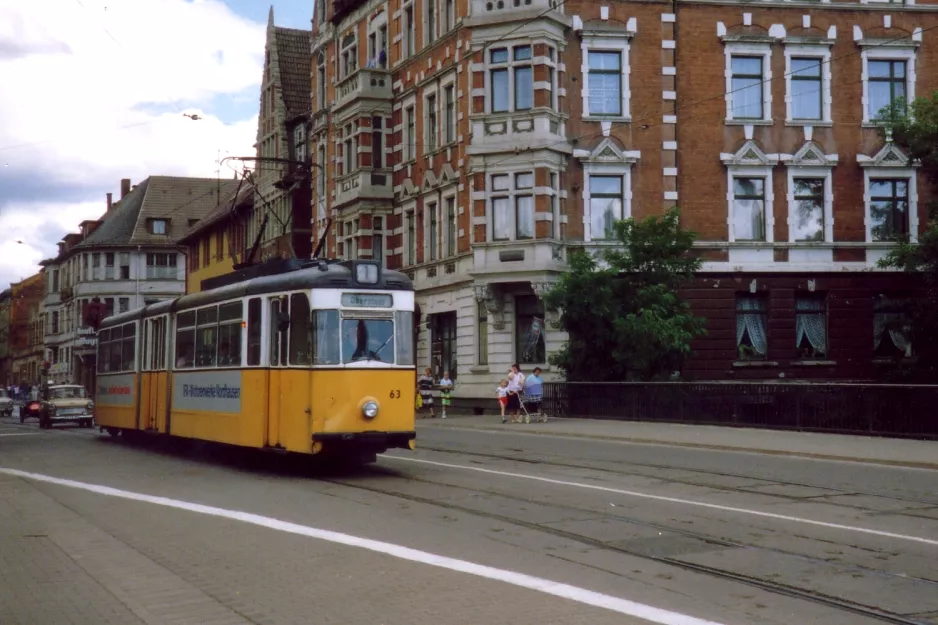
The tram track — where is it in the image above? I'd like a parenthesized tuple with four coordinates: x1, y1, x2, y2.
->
(416, 443, 938, 510)
(322, 464, 936, 625)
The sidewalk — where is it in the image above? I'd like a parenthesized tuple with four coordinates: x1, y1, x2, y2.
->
(418, 415, 938, 470)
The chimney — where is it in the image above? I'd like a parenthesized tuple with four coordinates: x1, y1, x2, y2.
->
(106, 192, 113, 212)
(120, 178, 131, 199)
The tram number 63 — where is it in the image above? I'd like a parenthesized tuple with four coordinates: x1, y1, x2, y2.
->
(389, 389, 401, 399)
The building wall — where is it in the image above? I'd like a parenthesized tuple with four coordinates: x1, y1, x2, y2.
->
(10, 272, 46, 385)
(187, 227, 237, 294)
(309, 0, 938, 399)
(676, 5, 937, 269)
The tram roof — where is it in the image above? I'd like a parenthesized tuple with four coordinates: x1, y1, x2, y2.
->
(99, 260, 413, 329)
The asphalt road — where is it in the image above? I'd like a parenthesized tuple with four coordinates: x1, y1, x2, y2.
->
(1, 413, 937, 625)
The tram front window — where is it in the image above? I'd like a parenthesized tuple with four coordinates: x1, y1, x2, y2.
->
(341, 318, 395, 363)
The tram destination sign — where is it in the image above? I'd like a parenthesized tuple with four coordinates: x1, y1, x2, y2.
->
(96, 374, 135, 406)
(172, 371, 242, 413)
(342, 293, 393, 308)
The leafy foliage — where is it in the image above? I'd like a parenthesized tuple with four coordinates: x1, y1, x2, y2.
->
(877, 92, 938, 381)
(544, 207, 706, 381)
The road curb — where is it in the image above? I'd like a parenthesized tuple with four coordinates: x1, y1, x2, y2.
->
(418, 421, 938, 471)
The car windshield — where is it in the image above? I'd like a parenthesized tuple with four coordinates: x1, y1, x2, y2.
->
(341, 318, 395, 363)
(0, 389, 8, 398)
(50, 387, 87, 400)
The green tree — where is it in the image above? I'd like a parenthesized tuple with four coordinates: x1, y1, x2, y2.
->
(877, 92, 938, 381)
(544, 207, 706, 381)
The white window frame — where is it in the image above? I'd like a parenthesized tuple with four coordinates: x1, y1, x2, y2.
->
(402, 200, 417, 266)
(581, 165, 632, 243)
(726, 167, 775, 243)
(442, 190, 458, 258)
(581, 32, 632, 121)
(549, 171, 561, 240)
(402, 95, 417, 162)
(487, 171, 535, 241)
(402, 0, 415, 59)
(316, 143, 327, 222)
(863, 170, 918, 243)
(424, 0, 437, 47)
(724, 41, 773, 123)
(294, 125, 307, 162)
(485, 45, 534, 115)
(583, 170, 629, 242)
(340, 33, 358, 79)
(425, 196, 440, 262)
(441, 73, 457, 145)
(786, 167, 834, 243)
(424, 89, 439, 153)
(861, 46, 917, 124)
(784, 44, 833, 124)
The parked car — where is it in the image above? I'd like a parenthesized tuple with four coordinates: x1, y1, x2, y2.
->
(0, 388, 13, 417)
(21, 398, 42, 423)
(39, 385, 95, 429)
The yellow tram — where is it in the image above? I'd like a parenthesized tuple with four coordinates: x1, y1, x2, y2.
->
(93, 259, 416, 461)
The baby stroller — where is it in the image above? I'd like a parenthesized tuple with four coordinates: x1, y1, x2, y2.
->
(519, 391, 547, 424)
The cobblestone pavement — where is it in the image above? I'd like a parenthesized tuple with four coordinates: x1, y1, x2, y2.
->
(2, 414, 937, 625)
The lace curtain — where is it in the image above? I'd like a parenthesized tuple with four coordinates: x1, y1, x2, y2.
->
(795, 298, 826, 354)
(873, 297, 912, 357)
(736, 297, 767, 356)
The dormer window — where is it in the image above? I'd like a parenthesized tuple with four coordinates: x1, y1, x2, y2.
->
(149, 218, 169, 235)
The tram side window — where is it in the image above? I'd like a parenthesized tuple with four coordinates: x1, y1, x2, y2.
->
(97, 329, 110, 373)
(151, 317, 166, 370)
(395, 311, 415, 366)
(196, 306, 218, 367)
(218, 302, 242, 367)
(289, 293, 311, 365)
(175, 311, 196, 368)
(269, 297, 289, 367)
(247, 298, 262, 366)
(121, 323, 136, 371)
(312, 310, 340, 365)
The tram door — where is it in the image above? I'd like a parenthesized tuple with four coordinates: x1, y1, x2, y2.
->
(266, 294, 314, 452)
(266, 297, 287, 448)
(142, 316, 168, 432)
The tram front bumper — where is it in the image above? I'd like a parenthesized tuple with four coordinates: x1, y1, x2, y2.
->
(313, 431, 417, 452)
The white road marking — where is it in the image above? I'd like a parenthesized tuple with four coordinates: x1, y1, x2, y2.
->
(0, 467, 724, 625)
(0, 432, 36, 437)
(388, 456, 938, 548)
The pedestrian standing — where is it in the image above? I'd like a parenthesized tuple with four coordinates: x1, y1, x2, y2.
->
(418, 367, 436, 418)
(506, 364, 525, 424)
(438, 370, 453, 419)
(496, 379, 509, 423)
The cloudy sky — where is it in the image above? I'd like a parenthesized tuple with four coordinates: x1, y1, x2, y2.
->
(0, 0, 311, 290)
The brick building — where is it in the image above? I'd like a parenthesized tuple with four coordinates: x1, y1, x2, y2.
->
(9, 272, 46, 386)
(245, 9, 314, 263)
(309, 0, 937, 398)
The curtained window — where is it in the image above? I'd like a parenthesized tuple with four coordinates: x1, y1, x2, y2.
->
(736, 295, 767, 360)
(795, 294, 827, 359)
(873, 295, 912, 358)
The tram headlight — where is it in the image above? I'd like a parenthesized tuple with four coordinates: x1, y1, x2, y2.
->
(362, 400, 379, 419)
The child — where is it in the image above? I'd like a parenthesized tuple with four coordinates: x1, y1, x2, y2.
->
(438, 371, 453, 419)
(418, 368, 435, 418)
(496, 379, 509, 423)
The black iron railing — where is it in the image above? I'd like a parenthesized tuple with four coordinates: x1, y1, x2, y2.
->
(542, 382, 938, 440)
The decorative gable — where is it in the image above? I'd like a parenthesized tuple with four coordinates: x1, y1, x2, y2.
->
(573, 137, 640, 164)
(783, 141, 838, 167)
(720, 139, 780, 167)
(857, 141, 915, 168)
(439, 163, 457, 186)
(421, 170, 439, 192)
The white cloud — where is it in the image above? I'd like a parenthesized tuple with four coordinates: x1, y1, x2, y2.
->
(0, 0, 267, 290)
